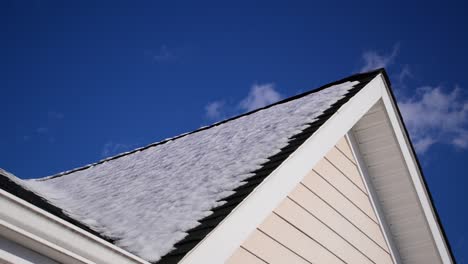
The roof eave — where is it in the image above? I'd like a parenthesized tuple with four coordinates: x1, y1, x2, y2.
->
(0, 188, 149, 264)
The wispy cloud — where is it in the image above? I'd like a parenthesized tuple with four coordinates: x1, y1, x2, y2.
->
(359, 45, 468, 153)
(239, 83, 282, 112)
(360, 44, 400, 72)
(399, 86, 468, 152)
(23, 111, 65, 142)
(153, 45, 175, 63)
(36, 127, 49, 134)
(204, 83, 282, 121)
(205, 101, 225, 120)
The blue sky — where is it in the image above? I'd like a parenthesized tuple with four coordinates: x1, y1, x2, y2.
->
(1, 0, 467, 261)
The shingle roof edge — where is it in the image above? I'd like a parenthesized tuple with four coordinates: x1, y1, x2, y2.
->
(43, 68, 385, 181)
(0, 170, 115, 244)
(156, 70, 380, 263)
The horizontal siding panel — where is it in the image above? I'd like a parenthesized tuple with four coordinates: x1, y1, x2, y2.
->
(275, 199, 374, 264)
(228, 136, 399, 264)
(242, 230, 310, 264)
(302, 170, 380, 231)
(335, 137, 355, 162)
(289, 184, 390, 258)
(313, 159, 376, 220)
(259, 213, 344, 264)
(226, 248, 266, 264)
(325, 147, 367, 192)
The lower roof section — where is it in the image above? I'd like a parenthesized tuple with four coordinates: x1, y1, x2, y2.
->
(0, 188, 149, 264)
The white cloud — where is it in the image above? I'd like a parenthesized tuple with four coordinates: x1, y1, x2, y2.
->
(412, 137, 436, 154)
(239, 83, 282, 112)
(360, 44, 399, 72)
(399, 86, 468, 153)
(203, 83, 282, 121)
(453, 133, 468, 149)
(359, 45, 468, 154)
(153, 45, 174, 62)
(205, 101, 225, 120)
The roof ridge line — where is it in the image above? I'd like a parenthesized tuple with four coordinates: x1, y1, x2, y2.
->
(39, 68, 384, 181)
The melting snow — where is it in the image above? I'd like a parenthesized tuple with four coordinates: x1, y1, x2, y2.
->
(18, 81, 358, 261)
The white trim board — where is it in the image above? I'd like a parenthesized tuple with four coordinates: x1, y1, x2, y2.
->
(0, 189, 150, 264)
(179, 75, 383, 264)
(379, 80, 453, 263)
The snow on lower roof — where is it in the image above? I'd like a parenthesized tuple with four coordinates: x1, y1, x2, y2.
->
(23, 80, 358, 262)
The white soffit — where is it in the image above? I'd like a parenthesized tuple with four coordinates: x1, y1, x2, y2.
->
(350, 80, 453, 263)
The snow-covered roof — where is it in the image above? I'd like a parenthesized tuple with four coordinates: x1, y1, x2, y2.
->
(0, 71, 380, 263)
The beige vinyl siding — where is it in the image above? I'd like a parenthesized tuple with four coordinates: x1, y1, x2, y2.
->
(336, 137, 355, 161)
(241, 230, 310, 264)
(227, 136, 393, 264)
(226, 248, 266, 264)
(313, 158, 378, 223)
(259, 213, 344, 264)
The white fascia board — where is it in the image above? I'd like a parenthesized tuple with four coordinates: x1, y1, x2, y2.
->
(378, 79, 453, 263)
(0, 189, 150, 264)
(0, 219, 89, 264)
(179, 75, 384, 264)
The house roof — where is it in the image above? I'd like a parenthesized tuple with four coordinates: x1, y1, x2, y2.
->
(0, 69, 383, 263)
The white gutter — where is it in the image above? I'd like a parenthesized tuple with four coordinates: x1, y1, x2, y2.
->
(0, 189, 150, 264)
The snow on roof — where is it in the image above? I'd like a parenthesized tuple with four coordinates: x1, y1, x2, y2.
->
(20, 80, 358, 262)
